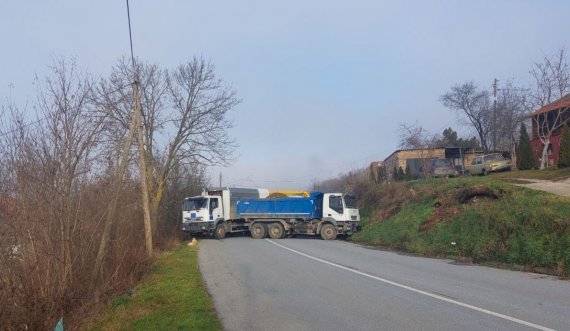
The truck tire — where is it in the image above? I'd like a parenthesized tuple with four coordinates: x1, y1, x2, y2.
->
(268, 222, 285, 239)
(482, 169, 487, 176)
(214, 223, 226, 239)
(250, 222, 267, 239)
(320, 224, 337, 240)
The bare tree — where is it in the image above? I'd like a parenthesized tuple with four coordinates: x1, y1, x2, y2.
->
(526, 47, 570, 169)
(398, 122, 439, 178)
(0, 58, 112, 328)
(495, 81, 526, 155)
(0, 56, 229, 328)
(31, 58, 104, 292)
(441, 82, 492, 152)
(95, 56, 239, 240)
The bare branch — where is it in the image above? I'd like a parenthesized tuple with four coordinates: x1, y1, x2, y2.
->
(441, 81, 491, 152)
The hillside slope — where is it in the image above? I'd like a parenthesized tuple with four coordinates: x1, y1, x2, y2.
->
(352, 177, 570, 276)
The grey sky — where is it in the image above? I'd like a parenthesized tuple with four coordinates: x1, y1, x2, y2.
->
(1, 1, 568, 189)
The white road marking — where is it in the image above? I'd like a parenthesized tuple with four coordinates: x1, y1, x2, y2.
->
(265, 239, 556, 331)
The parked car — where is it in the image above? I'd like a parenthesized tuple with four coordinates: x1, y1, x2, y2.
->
(465, 153, 511, 176)
(429, 158, 455, 178)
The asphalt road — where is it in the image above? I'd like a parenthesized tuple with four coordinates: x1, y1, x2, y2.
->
(199, 236, 570, 331)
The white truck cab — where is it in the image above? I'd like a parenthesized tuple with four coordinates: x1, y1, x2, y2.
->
(181, 188, 268, 235)
(322, 194, 360, 222)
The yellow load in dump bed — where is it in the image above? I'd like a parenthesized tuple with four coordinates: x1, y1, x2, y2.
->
(268, 190, 310, 198)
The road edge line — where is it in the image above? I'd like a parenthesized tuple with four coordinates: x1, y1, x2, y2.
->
(265, 239, 556, 331)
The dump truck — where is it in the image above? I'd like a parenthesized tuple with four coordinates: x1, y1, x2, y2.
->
(181, 187, 360, 240)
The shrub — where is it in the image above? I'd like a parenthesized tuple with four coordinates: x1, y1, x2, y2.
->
(558, 124, 570, 168)
(517, 122, 534, 170)
(397, 166, 405, 181)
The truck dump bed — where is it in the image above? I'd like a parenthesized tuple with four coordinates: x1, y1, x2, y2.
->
(237, 193, 323, 220)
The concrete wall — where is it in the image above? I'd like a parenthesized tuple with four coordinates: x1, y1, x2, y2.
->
(384, 149, 445, 179)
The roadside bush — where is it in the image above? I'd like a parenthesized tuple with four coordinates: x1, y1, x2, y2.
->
(558, 124, 570, 168)
(517, 122, 534, 170)
(0, 58, 207, 329)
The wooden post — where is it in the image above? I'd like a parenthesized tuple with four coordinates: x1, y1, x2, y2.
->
(133, 81, 153, 257)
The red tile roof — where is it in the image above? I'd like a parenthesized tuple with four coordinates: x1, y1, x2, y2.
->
(531, 94, 570, 116)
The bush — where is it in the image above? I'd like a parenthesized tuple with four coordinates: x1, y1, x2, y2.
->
(558, 124, 570, 168)
(397, 166, 405, 181)
(517, 122, 534, 170)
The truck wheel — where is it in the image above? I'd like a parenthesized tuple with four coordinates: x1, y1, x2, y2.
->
(268, 223, 285, 239)
(250, 222, 267, 239)
(482, 169, 487, 176)
(214, 223, 226, 239)
(320, 224, 337, 240)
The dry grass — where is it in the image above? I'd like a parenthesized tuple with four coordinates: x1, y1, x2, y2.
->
(490, 167, 570, 181)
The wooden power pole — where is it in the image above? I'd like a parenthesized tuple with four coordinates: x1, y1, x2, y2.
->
(91, 90, 139, 288)
(133, 81, 153, 257)
(492, 78, 498, 152)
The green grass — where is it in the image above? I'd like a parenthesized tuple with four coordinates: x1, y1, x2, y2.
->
(352, 199, 435, 250)
(85, 245, 221, 331)
(352, 177, 570, 276)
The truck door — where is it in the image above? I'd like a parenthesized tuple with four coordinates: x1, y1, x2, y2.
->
(324, 194, 345, 221)
(209, 197, 222, 221)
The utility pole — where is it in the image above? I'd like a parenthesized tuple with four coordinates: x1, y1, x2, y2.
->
(122, 0, 153, 257)
(8, 82, 14, 107)
(492, 78, 498, 152)
(124, 0, 153, 256)
(92, 1, 154, 288)
(219, 172, 222, 187)
(91, 92, 139, 288)
(133, 81, 153, 257)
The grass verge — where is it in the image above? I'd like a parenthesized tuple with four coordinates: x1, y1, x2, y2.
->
(85, 244, 221, 331)
(352, 177, 570, 276)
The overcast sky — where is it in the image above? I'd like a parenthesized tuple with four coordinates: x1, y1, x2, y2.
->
(1, 1, 569, 189)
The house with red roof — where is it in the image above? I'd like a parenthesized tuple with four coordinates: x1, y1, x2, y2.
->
(529, 94, 570, 167)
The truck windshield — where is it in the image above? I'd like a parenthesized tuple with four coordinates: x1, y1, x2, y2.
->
(344, 195, 357, 208)
(182, 198, 207, 211)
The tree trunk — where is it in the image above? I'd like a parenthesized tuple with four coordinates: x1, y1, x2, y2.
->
(150, 177, 165, 236)
(540, 138, 550, 169)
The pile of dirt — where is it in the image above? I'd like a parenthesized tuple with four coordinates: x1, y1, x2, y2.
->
(366, 182, 433, 223)
(420, 202, 461, 231)
(420, 184, 506, 231)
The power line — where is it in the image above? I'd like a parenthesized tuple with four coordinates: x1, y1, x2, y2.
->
(126, 0, 136, 71)
(0, 117, 47, 138)
(124, 0, 153, 256)
(0, 83, 129, 138)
